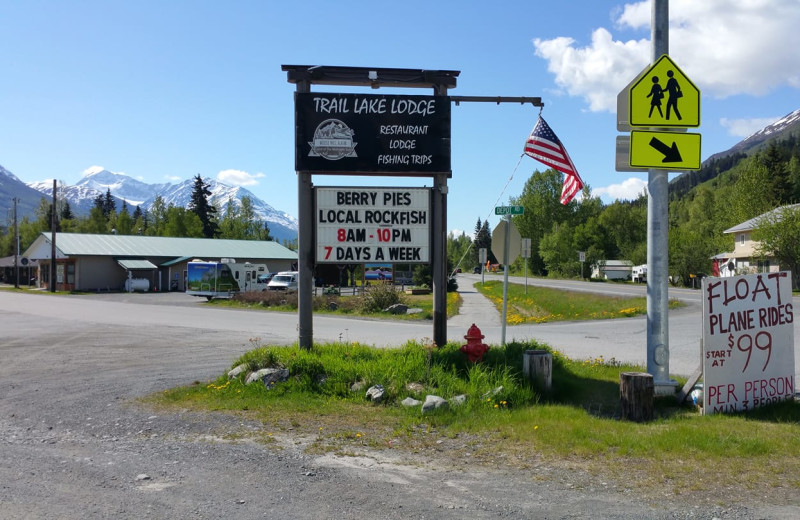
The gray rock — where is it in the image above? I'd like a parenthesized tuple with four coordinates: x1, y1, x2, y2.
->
(401, 397, 422, 407)
(135, 474, 151, 481)
(327, 301, 339, 311)
(405, 382, 424, 394)
(450, 394, 467, 406)
(422, 395, 449, 413)
(384, 303, 408, 315)
(245, 368, 289, 388)
(366, 384, 385, 403)
(350, 380, 365, 392)
(406, 308, 423, 314)
(227, 364, 248, 379)
(482, 386, 504, 399)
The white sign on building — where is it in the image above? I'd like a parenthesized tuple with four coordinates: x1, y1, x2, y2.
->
(702, 272, 795, 415)
(315, 187, 430, 263)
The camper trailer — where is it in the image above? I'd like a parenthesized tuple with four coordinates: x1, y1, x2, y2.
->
(632, 264, 647, 283)
(186, 259, 271, 300)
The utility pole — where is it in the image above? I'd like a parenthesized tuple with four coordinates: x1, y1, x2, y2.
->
(50, 179, 57, 293)
(13, 197, 19, 289)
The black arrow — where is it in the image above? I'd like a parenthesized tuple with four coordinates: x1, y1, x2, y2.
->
(649, 136, 682, 163)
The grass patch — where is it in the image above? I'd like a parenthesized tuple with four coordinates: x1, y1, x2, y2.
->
(475, 280, 682, 324)
(148, 339, 800, 501)
(213, 288, 462, 321)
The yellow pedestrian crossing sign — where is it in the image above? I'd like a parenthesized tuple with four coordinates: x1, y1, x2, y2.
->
(629, 55, 700, 128)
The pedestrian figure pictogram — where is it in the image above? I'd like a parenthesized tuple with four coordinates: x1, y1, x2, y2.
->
(664, 70, 682, 121)
(647, 76, 664, 118)
(629, 54, 699, 128)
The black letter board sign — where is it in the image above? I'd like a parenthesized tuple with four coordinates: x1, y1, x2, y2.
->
(294, 92, 451, 175)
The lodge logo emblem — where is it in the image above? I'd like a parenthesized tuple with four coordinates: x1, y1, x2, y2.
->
(308, 119, 358, 160)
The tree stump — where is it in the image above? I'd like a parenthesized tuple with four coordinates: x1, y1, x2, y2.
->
(523, 350, 552, 393)
(620, 372, 654, 422)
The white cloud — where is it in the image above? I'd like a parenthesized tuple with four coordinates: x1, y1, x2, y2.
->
(593, 177, 647, 201)
(534, 0, 800, 112)
(720, 116, 781, 138)
(217, 169, 265, 187)
(164, 175, 182, 182)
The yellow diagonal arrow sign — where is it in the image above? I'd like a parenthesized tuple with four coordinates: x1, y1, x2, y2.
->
(629, 130, 701, 170)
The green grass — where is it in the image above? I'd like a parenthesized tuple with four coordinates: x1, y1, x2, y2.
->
(149, 339, 800, 500)
(474, 280, 682, 324)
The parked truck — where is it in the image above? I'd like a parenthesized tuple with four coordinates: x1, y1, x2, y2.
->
(186, 259, 271, 300)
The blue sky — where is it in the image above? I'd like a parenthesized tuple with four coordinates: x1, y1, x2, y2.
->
(2, 0, 799, 236)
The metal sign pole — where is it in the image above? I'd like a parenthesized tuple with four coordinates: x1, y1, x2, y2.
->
(647, 0, 675, 393)
(501, 213, 510, 346)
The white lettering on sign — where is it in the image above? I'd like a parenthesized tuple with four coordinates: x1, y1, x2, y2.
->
(702, 272, 795, 415)
(316, 187, 430, 264)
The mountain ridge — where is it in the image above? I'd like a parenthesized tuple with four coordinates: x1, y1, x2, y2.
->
(1, 166, 298, 242)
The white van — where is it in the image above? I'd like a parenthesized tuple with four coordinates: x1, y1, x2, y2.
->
(267, 271, 298, 291)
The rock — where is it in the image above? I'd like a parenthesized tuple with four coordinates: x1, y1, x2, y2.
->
(327, 301, 339, 311)
(135, 474, 151, 481)
(384, 303, 408, 315)
(482, 386, 504, 399)
(405, 382, 424, 394)
(366, 384, 385, 403)
(350, 380, 365, 392)
(422, 395, 449, 413)
(227, 364, 248, 379)
(245, 368, 289, 389)
(401, 397, 422, 407)
(450, 394, 467, 406)
(406, 308, 423, 315)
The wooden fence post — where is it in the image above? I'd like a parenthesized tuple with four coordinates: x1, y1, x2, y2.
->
(523, 350, 552, 393)
(620, 372, 654, 422)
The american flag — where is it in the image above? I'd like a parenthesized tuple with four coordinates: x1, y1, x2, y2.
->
(523, 116, 584, 204)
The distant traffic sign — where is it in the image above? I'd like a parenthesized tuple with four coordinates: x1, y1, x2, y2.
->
(495, 205, 524, 215)
(629, 55, 700, 128)
(629, 130, 701, 170)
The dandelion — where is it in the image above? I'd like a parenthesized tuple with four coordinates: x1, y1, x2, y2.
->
(494, 404, 499, 408)
(356, 432, 362, 438)
(534, 425, 539, 431)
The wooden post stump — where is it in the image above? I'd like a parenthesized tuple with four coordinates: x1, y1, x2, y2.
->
(620, 372, 654, 422)
(523, 350, 552, 393)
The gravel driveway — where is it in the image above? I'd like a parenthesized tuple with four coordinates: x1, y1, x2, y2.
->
(1, 290, 798, 519)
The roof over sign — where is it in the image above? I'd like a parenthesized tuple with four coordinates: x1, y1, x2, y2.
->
(117, 259, 158, 270)
(25, 233, 298, 261)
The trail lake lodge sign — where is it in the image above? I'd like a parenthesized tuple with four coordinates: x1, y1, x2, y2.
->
(295, 92, 451, 175)
(315, 187, 431, 263)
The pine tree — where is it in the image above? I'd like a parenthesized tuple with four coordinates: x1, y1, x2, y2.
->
(188, 174, 219, 238)
(103, 189, 116, 218)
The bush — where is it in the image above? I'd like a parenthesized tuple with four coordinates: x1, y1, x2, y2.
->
(358, 283, 403, 313)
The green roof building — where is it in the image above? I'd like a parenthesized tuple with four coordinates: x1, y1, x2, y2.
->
(23, 232, 297, 292)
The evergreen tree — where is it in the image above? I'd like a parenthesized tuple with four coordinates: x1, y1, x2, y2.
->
(102, 189, 116, 218)
(60, 201, 74, 221)
(188, 175, 219, 238)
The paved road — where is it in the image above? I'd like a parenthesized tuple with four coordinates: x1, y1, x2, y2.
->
(1, 286, 798, 518)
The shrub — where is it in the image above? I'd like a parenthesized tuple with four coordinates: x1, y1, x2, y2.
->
(358, 283, 404, 313)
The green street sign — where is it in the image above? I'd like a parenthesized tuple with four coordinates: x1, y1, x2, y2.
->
(495, 205, 524, 216)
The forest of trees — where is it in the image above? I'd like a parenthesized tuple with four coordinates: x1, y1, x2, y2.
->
(446, 134, 800, 287)
(0, 174, 276, 257)
(4, 134, 800, 288)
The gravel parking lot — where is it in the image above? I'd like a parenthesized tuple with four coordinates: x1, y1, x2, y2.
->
(1, 290, 798, 519)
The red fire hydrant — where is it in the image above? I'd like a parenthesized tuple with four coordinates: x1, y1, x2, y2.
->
(460, 323, 489, 363)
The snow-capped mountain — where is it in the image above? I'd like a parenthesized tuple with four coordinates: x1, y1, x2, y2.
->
(21, 168, 298, 242)
(707, 108, 800, 163)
